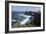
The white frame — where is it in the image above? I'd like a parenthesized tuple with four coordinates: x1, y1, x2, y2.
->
(9, 3, 43, 31)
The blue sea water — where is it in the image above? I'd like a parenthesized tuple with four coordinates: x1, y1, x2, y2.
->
(12, 12, 26, 21)
(12, 12, 26, 27)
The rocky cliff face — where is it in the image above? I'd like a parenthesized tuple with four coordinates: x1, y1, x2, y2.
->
(25, 11, 41, 26)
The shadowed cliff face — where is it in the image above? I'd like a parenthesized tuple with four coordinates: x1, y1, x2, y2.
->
(25, 11, 41, 26)
(33, 13, 41, 26)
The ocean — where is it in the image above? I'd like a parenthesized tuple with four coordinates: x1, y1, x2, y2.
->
(12, 12, 26, 27)
(12, 12, 26, 21)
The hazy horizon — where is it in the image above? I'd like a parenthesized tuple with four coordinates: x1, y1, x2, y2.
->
(12, 6, 41, 12)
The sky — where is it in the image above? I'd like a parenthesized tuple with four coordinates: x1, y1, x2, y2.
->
(12, 6, 41, 12)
